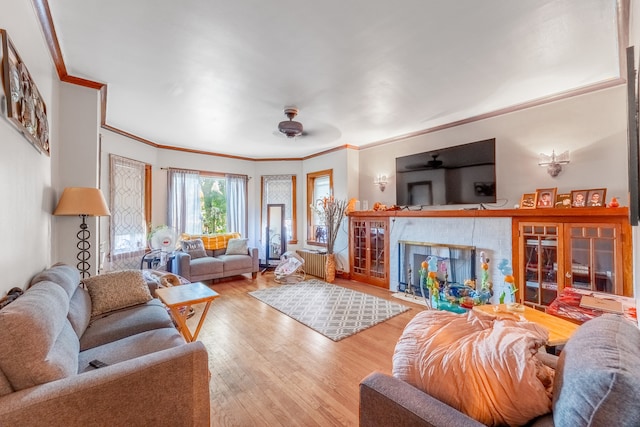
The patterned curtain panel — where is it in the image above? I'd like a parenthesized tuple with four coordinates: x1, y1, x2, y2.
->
(261, 175, 293, 259)
(109, 155, 147, 271)
(226, 174, 248, 237)
(167, 168, 202, 234)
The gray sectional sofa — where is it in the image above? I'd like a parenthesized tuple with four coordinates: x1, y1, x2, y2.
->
(0, 264, 210, 426)
(360, 314, 640, 427)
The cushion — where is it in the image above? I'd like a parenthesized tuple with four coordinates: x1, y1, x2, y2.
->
(29, 263, 80, 298)
(67, 287, 92, 338)
(180, 232, 241, 250)
(82, 270, 152, 319)
(78, 328, 185, 373)
(0, 283, 79, 391)
(553, 314, 640, 427)
(79, 299, 174, 351)
(180, 238, 207, 259)
(393, 310, 553, 426)
(225, 238, 248, 255)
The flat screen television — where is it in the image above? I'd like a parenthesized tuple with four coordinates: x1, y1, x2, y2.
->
(395, 138, 496, 207)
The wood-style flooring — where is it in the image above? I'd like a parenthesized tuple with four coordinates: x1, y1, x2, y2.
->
(190, 273, 424, 426)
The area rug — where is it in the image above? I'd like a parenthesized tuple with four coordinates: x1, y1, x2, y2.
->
(249, 279, 410, 341)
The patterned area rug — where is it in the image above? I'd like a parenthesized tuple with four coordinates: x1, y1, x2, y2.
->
(249, 279, 410, 341)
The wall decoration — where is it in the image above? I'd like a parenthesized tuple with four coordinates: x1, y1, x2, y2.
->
(586, 188, 606, 207)
(0, 29, 49, 155)
(535, 187, 556, 208)
(555, 193, 572, 208)
(519, 193, 537, 209)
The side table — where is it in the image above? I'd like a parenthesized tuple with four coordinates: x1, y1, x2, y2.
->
(155, 282, 220, 342)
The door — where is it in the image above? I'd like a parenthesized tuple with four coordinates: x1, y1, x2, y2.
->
(519, 223, 562, 308)
(564, 223, 623, 295)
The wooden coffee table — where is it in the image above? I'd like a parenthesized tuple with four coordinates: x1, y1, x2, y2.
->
(155, 282, 220, 342)
(473, 304, 579, 347)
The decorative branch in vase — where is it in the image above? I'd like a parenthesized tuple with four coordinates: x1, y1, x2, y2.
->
(312, 196, 349, 283)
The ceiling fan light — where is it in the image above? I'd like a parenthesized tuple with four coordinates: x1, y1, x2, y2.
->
(278, 120, 303, 138)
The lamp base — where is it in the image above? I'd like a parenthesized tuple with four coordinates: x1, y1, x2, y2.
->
(77, 214, 91, 278)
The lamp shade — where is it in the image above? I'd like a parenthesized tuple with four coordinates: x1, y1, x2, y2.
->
(53, 187, 111, 216)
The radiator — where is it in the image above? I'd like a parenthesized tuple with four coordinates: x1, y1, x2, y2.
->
(296, 250, 327, 279)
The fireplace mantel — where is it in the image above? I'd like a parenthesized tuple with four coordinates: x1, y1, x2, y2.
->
(348, 207, 629, 220)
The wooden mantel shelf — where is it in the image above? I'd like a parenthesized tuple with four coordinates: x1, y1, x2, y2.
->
(348, 206, 630, 220)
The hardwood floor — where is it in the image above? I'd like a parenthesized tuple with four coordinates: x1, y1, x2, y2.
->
(187, 273, 424, 426)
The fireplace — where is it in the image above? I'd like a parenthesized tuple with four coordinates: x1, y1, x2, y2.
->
(398, 240, 476, 295)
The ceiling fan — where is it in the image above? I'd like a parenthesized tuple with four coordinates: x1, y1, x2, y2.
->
(278, 107, 304, 138)
(427, 154, 443, 168)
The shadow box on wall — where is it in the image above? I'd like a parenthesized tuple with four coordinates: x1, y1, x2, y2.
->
(0, 28, 50, 155)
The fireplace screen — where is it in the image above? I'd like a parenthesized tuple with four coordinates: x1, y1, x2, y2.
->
(398, 240, 476, 294)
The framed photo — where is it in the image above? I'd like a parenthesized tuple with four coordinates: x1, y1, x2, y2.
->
(570, 190, 588, 208)
(586, 188, 607, 207)
(520, 192, 537, 209)
(555, 193, 572, 208)
(535, 188, 557, 208)
(0, 29, 50, 155)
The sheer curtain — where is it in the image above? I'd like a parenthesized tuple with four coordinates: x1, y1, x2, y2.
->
(167, 168, 202, 234)
(226, 174, 247, 236)
(109, 155, 147, 270)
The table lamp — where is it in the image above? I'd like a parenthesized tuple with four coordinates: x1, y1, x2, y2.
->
(53, 187, 111, 278)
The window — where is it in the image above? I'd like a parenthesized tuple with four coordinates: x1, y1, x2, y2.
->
(200, 175, 227, 234)
(168, 169, 247, 236)
(109, 155, 151, 270)
(262, 175, 297, 244)
(307, 169, 333, 245)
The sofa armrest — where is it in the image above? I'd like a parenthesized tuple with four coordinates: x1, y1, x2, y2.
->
(173, 251, 192, 281)
(0, 342, 210, 427)
(359, 372, 484, 427)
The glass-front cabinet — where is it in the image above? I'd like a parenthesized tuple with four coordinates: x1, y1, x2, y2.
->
(566, 223, 622, 295)
(520, 223, 562, 308)
(515, 213, 630, 310)
(349, 216, 389, 288)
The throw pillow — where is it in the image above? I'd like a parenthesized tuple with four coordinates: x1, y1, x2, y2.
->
(180, 238, 207, 259)
(82, 270, 152, 318)
(553, 314, 640, 426)
(0, 283, 79, 391)
(225, 238, 248, 255)
(393, 309, 553, 426)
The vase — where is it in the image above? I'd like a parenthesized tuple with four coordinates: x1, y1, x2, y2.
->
(325, 253, 336, 283)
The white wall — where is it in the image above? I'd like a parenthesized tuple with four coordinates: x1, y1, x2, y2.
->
(358, 86, 628, 210)
(53, 83, 101, 273)
(0, 0, 58, 293)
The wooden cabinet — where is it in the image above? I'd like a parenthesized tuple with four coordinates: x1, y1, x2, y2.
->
(514, 211, 631, 310)
(349, 216, 389, 287)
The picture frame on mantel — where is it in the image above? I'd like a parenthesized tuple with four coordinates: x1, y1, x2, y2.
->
(520, 192, 537, 209)
(0, 29, 50, 155)
(535, 187, 557, 208)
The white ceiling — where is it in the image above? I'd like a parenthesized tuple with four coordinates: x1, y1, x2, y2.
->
(47, 0, 623, 159)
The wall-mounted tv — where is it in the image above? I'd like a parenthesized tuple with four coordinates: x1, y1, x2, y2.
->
(395, 138, 496, 207)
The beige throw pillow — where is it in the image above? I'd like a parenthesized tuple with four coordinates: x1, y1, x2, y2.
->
(82, 270, 152, 318)
(225, 238, 248, 255)
(180, 238, 207, 259)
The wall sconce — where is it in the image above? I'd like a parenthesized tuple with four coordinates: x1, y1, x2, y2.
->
(538, 150, 570, 177)
(374, 174, 388, 192)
